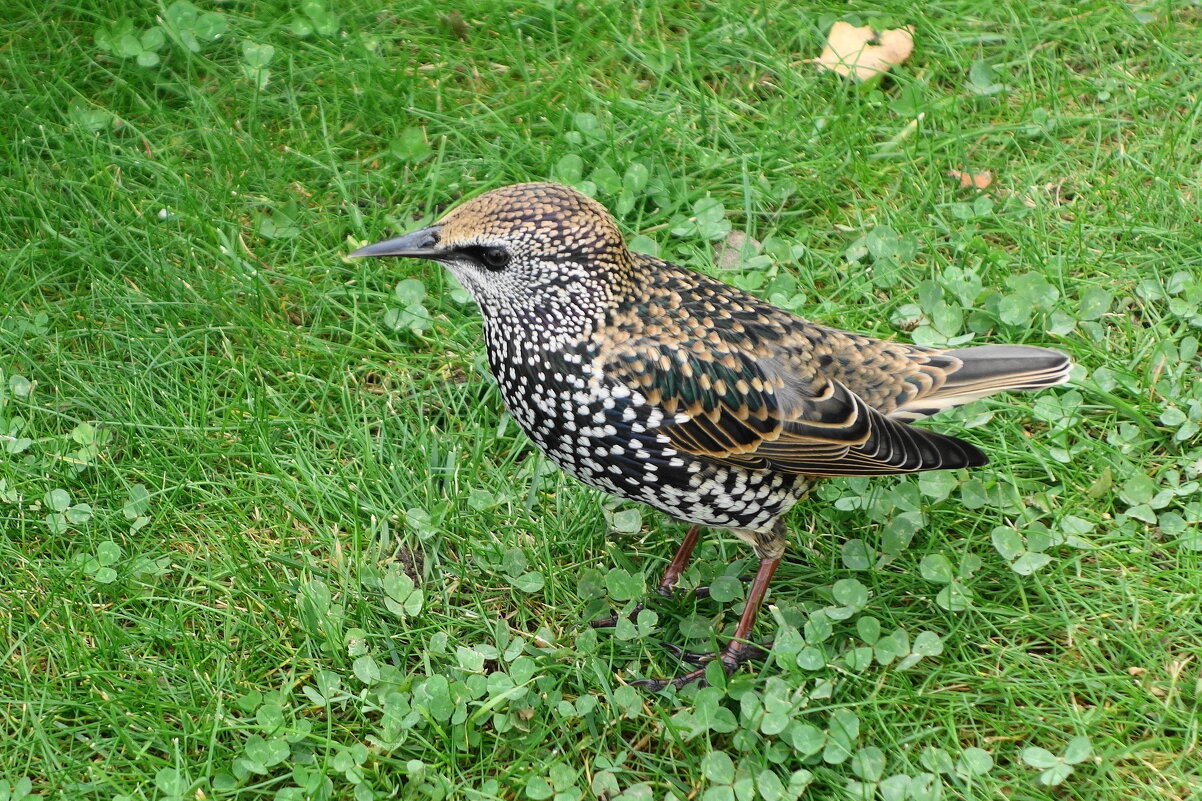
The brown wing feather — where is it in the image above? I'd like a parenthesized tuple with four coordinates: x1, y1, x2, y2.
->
(605, 341, 986, 478)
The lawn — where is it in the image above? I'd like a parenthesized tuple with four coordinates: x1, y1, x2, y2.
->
(2, 1, 1200, 799)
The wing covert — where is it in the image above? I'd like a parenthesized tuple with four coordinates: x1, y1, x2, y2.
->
(604, 339, 985, 477)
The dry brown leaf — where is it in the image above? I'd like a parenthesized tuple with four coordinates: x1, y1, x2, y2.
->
(948, 169, 993, 189)
(812, 22, 915, 82)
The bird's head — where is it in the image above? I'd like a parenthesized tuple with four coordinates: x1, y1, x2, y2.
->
(352, 182, 633, 340)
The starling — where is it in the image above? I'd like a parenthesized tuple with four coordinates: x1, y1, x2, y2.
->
(352, 182, 1072, 690)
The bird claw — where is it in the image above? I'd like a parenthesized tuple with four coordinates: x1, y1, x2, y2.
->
(657, 574, 754, 600)
(593, 572, 751, 626)
(662, 642, 714, 665)
(630, 640, 774, 690)
(589, 602, 644, 629)
(656, 583, 708, 599)
(729, 640, 771, 664)
(629, 670, 709, 692)
(664, 640, 771, 666)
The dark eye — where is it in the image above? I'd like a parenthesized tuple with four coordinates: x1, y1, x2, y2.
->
(481, 247, 510, 270)
(464, 245, 511, 271)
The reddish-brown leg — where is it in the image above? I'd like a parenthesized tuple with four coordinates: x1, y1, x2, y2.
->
(590, 524, 704, 628)
(656, 524, 701, 597)
(632, 553, 781, 691)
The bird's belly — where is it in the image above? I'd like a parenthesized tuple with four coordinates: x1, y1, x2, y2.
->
(499, 379, 807, 532)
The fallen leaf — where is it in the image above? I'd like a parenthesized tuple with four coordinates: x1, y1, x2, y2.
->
(812, 22, 915, 83)
(714, 230, 762, 270)
(440, 10, 469, 40)
(948, 169, 993, 189)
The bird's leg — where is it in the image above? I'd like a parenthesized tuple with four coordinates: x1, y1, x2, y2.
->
(590, 524, 702, 628)
(655, 524, 701, 597)
(658, 526, 763, 600)
(632, 552, 781, 690)
(633, 521, 786, 689)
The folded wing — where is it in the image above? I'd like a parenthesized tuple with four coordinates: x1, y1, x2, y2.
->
(605, 342, 988, 478)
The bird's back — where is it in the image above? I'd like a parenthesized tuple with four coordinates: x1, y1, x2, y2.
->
(613, 254, 1070, 423)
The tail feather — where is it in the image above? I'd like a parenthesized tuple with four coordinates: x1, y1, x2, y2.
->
(892, 345, 1072, 421)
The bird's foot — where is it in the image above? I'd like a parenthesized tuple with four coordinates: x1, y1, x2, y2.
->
(660, 642, 715, 666)
(595, 569, 749, 626)
(592, 579, 735, 630)
(657, 574, 754, 600)
(588, 602, 644, 629)
(590, 574, 746, 627)
(656, 581, 706, 599)
(660, 640, 772, 666)
(629, 639, 771, 691)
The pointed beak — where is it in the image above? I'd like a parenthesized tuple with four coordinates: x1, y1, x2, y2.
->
(350, 225, 445, 259)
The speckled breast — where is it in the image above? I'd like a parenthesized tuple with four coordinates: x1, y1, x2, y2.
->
(481, 325, 805, 532)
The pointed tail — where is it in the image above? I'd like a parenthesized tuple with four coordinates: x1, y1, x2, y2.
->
(891, 345, 1072, 421)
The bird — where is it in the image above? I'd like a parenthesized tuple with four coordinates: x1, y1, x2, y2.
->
(351, 181, 1072, 690)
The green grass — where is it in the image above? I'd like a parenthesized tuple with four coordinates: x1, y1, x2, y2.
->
(2, 1, 1201, 799)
